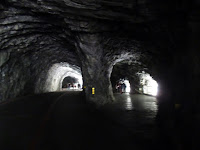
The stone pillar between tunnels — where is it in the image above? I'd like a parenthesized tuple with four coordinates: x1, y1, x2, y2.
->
(129, 75, 141, 94)
(75, 33, 114, 105)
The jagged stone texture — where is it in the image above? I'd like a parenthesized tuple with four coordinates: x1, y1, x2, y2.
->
(0, 0, 199, 108)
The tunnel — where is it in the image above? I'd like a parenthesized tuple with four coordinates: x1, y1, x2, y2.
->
(62, 77, 77, 88)
(36, 62, 83, 92)
(0, 1, 199, 150)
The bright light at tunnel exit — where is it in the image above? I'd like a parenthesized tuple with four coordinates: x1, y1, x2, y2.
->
(140, 73, 158, 96)
(124, 80, 131, 93)
(60, 66, 83, 90)
(43, 63, 83, 92)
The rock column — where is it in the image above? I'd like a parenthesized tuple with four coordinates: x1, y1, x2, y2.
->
(76, 33, 114, 105)
(129, 74, 141, 94)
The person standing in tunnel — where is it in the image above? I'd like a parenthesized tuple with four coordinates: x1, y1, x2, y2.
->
(121, 83, 126, 93)
(78, 84, 81, 89)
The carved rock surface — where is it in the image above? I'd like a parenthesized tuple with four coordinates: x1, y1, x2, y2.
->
(0, 0, 198, 107)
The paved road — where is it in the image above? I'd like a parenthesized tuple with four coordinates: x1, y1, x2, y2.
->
(0, 92, 178, 150)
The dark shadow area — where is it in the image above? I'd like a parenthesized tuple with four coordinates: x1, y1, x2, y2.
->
(1, 92, 198, 150)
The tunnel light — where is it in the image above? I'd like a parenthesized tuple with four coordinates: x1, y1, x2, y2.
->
(62, 70, 83, 88)
(140, 72, 158, 96)
(42, 63, 83, 92)
(148, 80, 158, 96)
(124, 80, 131, 93)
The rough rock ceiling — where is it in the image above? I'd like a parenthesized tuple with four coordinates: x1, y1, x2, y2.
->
(0, 0, 192, 102)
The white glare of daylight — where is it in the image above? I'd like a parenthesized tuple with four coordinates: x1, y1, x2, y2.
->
(125, 95, 133, 110)
(139, 72, 158, 96)
(61, 68, 83, 90)
(41, 63, 82, 92)
(124, 80, 131, 93)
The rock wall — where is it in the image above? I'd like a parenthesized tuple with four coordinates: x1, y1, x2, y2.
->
(0, 3, 80, 101)
(0, 0, 199, 113)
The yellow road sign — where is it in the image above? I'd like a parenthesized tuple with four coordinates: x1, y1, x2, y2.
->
(92, 88, 95, 94)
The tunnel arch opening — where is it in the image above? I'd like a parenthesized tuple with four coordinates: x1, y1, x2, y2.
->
(110, 57, 138, 95)
(136, 71, 158, 96)
(110, 59, 158, 97)
(114, 78, 131, 93)
(62, 76, 77, 88)
(36, 62, 83, 93)
(61, 75, 82, 90)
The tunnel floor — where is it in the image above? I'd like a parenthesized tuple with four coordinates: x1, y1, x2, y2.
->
(0, 92, 181, 150)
